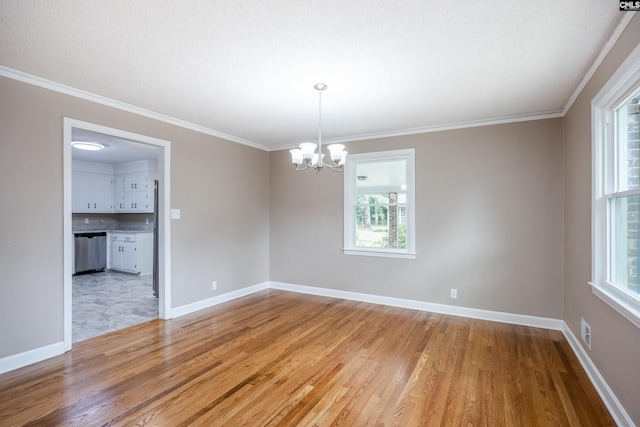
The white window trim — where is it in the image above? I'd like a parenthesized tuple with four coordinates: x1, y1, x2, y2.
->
(591, 42, 640, 329)
(343, 148, 416, 259)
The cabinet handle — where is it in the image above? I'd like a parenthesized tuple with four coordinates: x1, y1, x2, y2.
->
(94, 203, 97, 208)
(135, 183, 138, 189)
(87, 203, 90, 208)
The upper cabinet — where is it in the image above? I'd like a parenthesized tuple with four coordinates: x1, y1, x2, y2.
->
(114, 160, 158, 213)
(72, 159, 158, 214)
(72, 172, 114, 212)
(114, 171, 158, 213)
(72, 161, 114, 213)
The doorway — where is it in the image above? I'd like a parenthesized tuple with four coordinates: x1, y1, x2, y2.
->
(63, 118, 172, 351)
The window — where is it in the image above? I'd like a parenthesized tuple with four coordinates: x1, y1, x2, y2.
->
(344, 149, 415, 259)
(592, 44, 640, 328)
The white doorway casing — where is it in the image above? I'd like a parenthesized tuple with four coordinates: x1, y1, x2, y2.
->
(63, 118, 172, 351)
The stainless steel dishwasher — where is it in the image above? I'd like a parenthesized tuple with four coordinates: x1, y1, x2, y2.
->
(74, 232, 107, 274)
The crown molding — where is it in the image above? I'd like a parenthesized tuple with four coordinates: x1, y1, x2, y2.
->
(268, 110, 564, 152)
(0, 66, 270, 152)
(272, 13, 635, 153)
(563, 12, 635, 115)
(4, 11, 631, 159)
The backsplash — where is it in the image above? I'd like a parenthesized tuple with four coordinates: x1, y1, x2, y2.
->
(72, 213, 154, 232)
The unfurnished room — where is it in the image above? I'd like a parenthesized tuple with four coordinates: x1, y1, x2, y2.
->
(1, 1, 639, 426)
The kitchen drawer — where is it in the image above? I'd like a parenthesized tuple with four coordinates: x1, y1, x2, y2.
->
(110, 233, 136, 242)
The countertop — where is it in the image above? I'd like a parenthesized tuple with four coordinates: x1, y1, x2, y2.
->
(73, 229, 153, 234)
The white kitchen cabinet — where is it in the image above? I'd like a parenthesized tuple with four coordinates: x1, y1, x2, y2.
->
(72, 172, 113, 213)
(108, 232, 153, 275)
(113, 175, 126, 212)
(114, 172, 157, 212)
(109, 233, 135, 272)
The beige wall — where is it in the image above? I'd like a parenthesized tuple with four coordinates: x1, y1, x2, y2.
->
(270, 119, 564, 318)
(3, 15, 639, 422)
(0, 77, 270, 358)
(564, 15, 640, 424)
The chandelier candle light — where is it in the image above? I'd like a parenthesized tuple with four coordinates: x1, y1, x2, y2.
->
(290, 83, 347, 173)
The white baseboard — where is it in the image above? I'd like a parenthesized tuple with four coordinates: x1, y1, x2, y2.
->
(269, 281, 564, 330)
(0, 341, 65, 375)
(562, 324, 635, 427)
(170, 282, 270, 318)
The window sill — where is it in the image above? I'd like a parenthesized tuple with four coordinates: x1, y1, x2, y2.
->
(589, 281, 640, 329)
(343, 248, 416, 260)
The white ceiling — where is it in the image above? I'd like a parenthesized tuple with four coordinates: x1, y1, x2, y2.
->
(71, 128, 159, 165)
(0, 1, 628, 150)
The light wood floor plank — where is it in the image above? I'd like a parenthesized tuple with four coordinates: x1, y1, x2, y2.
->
(0, 290, 615, 426)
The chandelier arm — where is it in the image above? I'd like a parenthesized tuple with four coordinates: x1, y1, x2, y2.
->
(324, 163, 343, 172)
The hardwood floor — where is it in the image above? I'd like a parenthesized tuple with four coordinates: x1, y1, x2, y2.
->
(0, 290, 614, 426)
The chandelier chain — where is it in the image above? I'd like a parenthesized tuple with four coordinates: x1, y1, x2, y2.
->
(318, 86, 323, 156)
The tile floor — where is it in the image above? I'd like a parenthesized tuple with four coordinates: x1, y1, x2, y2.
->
(72, 271, 158, 343)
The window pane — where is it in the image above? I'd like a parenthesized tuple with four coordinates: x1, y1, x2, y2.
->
(610, 195, 640, 298)
(354, 206, 406, 249)
(616, 94, 640, 191)
(355, 207, 389, 248)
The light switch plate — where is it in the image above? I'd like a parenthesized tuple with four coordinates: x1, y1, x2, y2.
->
(170, 209, 181, 220)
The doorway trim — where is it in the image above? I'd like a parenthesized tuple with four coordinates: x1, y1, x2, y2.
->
(63, 118, 172, 351)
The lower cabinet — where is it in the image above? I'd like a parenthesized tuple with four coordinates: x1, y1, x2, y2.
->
(108, 232, 153, 275)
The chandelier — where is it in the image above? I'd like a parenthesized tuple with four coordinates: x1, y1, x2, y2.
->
(289, 83, 347, 173)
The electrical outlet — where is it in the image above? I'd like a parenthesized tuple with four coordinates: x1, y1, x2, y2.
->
(84, 218, 89, 224)
(580, 318, 591, 350)
(211, 281, 217, 291)
(450, 288, 457, 299)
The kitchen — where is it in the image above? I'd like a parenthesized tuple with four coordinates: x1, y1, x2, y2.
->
(71, 128, 160, 343)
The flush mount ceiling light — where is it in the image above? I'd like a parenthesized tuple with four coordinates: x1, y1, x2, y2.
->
(290, 83, 347, 173)
(71, 141, 105, 151)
